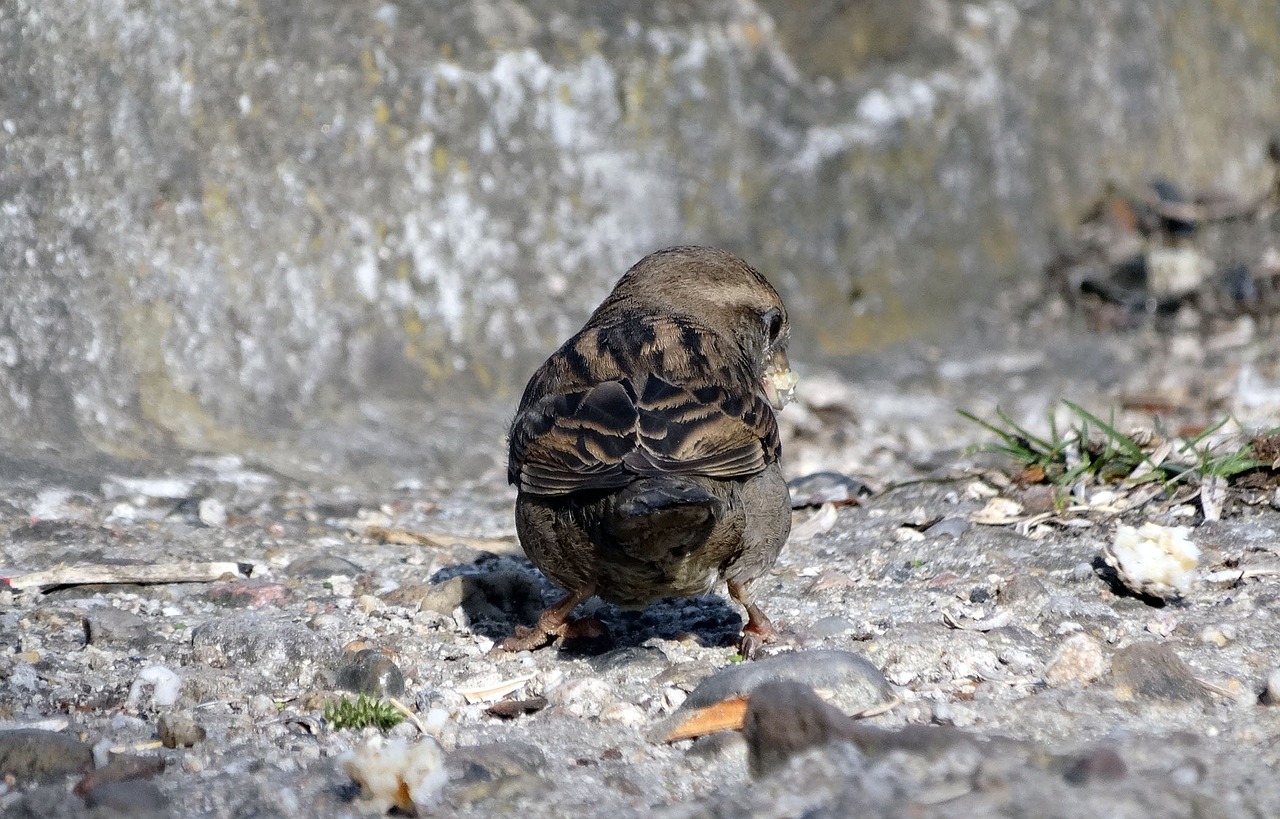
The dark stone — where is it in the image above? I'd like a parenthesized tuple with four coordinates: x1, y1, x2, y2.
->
(84, 608, 153, 648)
(447, 742, 552, 805)
(1063, 746, 1128, 785)
(0, 729, 94, 785)
(335, 649, 405, 698)
(1111, 642, 1210, 703)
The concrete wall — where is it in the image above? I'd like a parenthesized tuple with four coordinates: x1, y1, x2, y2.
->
(2, 0, 1278, 451)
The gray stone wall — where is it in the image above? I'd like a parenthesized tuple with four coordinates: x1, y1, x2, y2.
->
(2, 0, 1278, 450)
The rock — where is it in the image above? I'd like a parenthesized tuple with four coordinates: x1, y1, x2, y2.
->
(285, 555, 364, 579)
(1111, 643, 1210, 703)
(0, 729, 94, 785)
(446, 742, 551, 806)
(681, 649, 893, 715)
(83, 779, 168, 812)
(84, 608, 153, 648)
(545, 677, 616, 719)
(202, 580, 292, 609)
(1062, 746, 1128, 785)
(197, 497, 228, 527)
(335, 649, 406, 698)
(1043, 633, 1107, 687)
(999, 574, 1048, 605)
(157, 713, 206, 748)
(190, 614, 338, 688)
(787, 472, 872, 507)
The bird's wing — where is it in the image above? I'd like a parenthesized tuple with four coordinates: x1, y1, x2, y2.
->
(509, 315, 780, 496)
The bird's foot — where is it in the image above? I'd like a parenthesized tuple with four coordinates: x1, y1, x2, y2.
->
(737, 618, 775, 661)
(497, 615, 610, 653)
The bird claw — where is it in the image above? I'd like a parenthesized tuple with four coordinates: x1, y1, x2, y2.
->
(496, 616, 610, 653)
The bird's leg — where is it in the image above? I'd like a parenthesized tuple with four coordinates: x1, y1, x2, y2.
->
(497, 586, 607, 652)
(727, 579, 775, 660)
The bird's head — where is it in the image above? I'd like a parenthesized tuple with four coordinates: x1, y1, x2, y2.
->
(596, 246, 798, 410)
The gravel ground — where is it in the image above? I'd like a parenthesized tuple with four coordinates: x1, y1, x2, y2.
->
(4, 321, 1280, 817)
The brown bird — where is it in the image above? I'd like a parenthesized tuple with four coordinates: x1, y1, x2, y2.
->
(501, 246, 797, 658)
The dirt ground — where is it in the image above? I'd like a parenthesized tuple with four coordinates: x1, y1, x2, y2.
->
(3, 306, 1280, 817)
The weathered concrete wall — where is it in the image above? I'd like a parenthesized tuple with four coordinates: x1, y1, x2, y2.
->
(2, 0, 1278, 451)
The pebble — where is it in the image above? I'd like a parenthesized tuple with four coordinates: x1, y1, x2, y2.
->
(157, 713, 207, 748)
(787, 471, 871, 506)
(190, 614, 338, 685)
(998, 574, 1048, 605)
(335, 648, 406, 698)
(446, 741, 550, 805)
(203, 580, 292, 609)
(197, 497, 228, 527)
(1198, 624, 1235, 647)
(682, 649, 893, 715)
(1062, 746, 1127, 785)
(1111, 643, 1210, 703)
(1043, 633, 1106, 686)
(0, 729, 94, 784)
(285, 554, 365, 578)
(84, 608, 153, 648)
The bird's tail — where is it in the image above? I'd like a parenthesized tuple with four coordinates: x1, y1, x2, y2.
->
(605, 477, 725, 561)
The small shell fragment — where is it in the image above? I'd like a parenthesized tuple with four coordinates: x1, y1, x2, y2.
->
(338, 735, 447, 815)
(1104, 522, 1199, 599)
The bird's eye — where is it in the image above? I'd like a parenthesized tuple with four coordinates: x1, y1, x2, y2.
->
(762, 308, 784, 342)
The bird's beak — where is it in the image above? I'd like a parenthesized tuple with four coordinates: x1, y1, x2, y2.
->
(761, 350, 798, 410)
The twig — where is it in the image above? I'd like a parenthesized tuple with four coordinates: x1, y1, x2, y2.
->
(4, 561, 252, 591)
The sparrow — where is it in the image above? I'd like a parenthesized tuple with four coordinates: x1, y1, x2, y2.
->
(500, 246, 798, 658)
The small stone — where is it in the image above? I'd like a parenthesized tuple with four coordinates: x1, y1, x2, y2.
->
(446, 741, 551, 805)
(1111, 642, 1209, 703)
(197, 497, 228, 527)
(1198, 624, 1235, 647)
(681, 649, 893, 716)
(285, 554, 365, 578)
(925, 517, 970, 539)
(1063, 746, 1127, 785)
(84, 608, 153, 648)
(1043, 633, 1106, 687)
(203, 579, 291, 609)
(0, 729, 94, 785)
(999, 574, 1048, 604)
(786, 471, 871, 506)
(83, 779, 168, 811)
(190, 614, 338, 686)
(157, 713, 206, 748)
(809, 616, 857, 638)
(336, 648, 406, 698)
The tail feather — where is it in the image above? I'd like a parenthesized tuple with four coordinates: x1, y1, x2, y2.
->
(605, 477, 724, 561)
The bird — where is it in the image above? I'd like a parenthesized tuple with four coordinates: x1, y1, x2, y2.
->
(500, 246, 797, 658)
